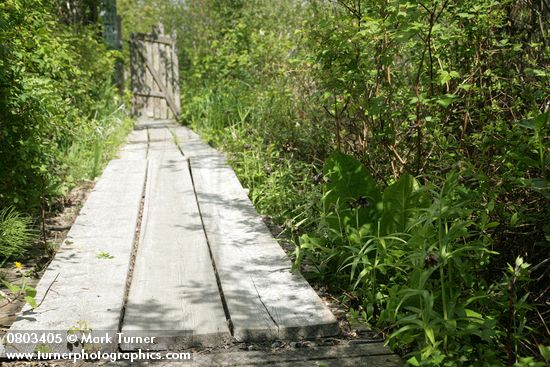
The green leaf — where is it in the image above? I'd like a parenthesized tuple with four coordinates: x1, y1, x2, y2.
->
(539, 345, 550, 363)
(407, 356, 420, 366)
(380, 174, 426, 235)
(96, 251, 114, 259)
(25, 286, 37, 298)
(24, 295, 38, 309)
(518, 112, 549, 130)
(2, 280, 21, 294)
(465, 308, 483, 319)
(435, 94, 458, 107)
(322, 152, 382, 229)
(510, 212, 519, 226)
(517, 119, 537, 130)
(425, 326, 436, 345)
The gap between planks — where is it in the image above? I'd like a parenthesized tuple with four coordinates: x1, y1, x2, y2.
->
(170, 124, 339, 341)
(117, 126, 150, 336)
(120, 127, 230, 349)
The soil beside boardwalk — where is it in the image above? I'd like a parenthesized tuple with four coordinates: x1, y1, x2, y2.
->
(0, 180, 95, 337)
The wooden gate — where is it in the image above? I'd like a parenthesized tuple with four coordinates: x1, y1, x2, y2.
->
(130, 24, 180, 119)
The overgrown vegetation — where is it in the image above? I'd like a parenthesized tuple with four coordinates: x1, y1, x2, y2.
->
(59, 0, 550, 365)
(0, 0, 131, 264)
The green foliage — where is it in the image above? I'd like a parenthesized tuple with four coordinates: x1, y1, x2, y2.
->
(96, 251, 114, 259)
(297, 154, 539, 365)
(0, 0, 130, 214)
(1, 264, 38, 309)
(322, 152, 383, 233)
(121, 0, 548, 365)
(0, 207, 35, 263)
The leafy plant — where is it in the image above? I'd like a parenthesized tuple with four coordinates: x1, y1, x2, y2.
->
(0, 207, 35, 263)
(0, 263, 38, 309)
(0, 0, 130, 213)
(96, 251, 114, 260)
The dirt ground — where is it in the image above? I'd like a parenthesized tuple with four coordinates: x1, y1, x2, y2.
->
(0, 180, 95, 336)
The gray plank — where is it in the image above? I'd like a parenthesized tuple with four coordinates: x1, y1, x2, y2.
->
(2, 157, 147, 354)
(170, 125, 217, 159)
(194, 343, 400, 367)
(47, 343, 399, 366)
(146, 124, 173, 142)
(126, 128, 148, 144)
(121, 134, 230, 350)
(118, 129, 148, 160)
(0, 344, 400, 366)
(196, 355, 401, 367)
(172, 126, 339, 341)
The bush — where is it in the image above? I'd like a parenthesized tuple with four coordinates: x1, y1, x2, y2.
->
(0, 0, 129, 214)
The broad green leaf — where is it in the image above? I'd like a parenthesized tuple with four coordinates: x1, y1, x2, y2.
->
(465, 309, 483, 319)
(539, 345, 550, 362)
(425, 326, 436, 345)
(380, 174, 425, 235)
(25, 286, 37, 298)
(518, 112, 549, 130)
(322, 152, 382, 230)
(24, 295, 38, 309)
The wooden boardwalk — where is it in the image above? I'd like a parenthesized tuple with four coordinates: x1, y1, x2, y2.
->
(1, 119, 399, 365)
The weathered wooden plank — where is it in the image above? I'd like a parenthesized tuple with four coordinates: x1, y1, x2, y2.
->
(170, 126, 338, 341)
(121, 133, 230, 350)
(146, 123, 172, 142)
(196, 355, 401, 367)
(7, 343, 400, 366)
(132, 33, 175, 45)
(118, 142, 147, 160)
(57, 343, 399, 366)
(159, 43, 167, 119)
(194, 343, 400, 367)
(171, 32, 181, 117)
(130, 35, 138, 116)
(136, 117, 175, 131)
(2, 157, 147, 354)
(134, 44, 178, 118)
(130, 24, 179, 119)
(126, 128, 148, 144)
(145, 39, 153, 117)
(118, 129, 147, 160)
(170, 125, 218, 158)
(153, 41, 161, 118)
(132, 90, 166, 99)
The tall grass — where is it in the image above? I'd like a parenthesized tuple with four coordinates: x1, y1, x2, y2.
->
(0, 207, 35, 264)
(63, 82, 133, 184)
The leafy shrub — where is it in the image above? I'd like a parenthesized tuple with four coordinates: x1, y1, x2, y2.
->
(0, 0, 128, 213)
(296, 152, 540, 365)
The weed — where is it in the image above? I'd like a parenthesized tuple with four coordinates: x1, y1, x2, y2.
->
(0, 207, 35, 264)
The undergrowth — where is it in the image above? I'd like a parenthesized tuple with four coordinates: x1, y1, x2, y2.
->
(0, 0, 132, 262)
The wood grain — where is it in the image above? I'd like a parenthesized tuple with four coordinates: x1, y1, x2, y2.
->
(121, 131, 230, 350)
(171, 125, 339, 341)
(2, 157, 147, 354)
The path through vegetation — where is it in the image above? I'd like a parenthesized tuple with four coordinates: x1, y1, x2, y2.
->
(1, 119, 401, 366)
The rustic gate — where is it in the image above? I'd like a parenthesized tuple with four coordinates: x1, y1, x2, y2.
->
(130, 24, 180, 119)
